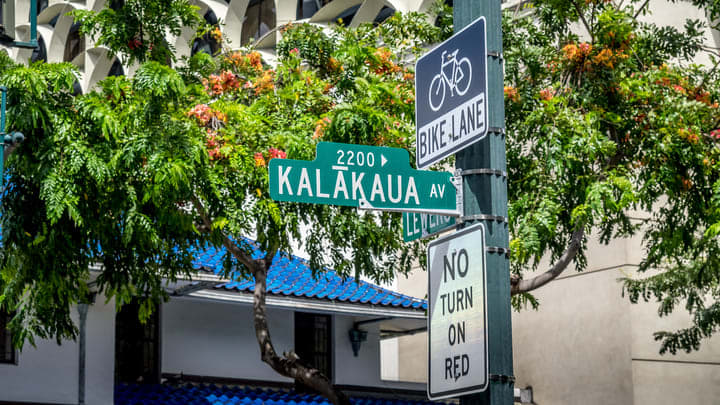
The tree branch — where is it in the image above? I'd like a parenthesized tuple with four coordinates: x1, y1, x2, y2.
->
(571, 0, 594, 43)
(189, 194, 255, 269)
(510, 228, 585, 295)
(633, 0, 651, 20)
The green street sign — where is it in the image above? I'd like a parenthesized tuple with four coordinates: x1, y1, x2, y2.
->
(403, 212, 457, 242)
(269, 142, 459, 215)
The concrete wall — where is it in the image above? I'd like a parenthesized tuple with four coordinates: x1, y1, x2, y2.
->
(395, 269, 429, 384)
(334, 313, 424, 391)
(0, 296, 116, 405)
(162, 297, 294, 383)
(164, 297, 424, 391)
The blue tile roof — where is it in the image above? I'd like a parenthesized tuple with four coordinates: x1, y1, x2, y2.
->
(191, 242, 427, 311)
(115, 383, 439, 405)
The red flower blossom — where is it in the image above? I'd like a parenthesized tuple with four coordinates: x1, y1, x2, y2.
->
(268, 148, 287, 160)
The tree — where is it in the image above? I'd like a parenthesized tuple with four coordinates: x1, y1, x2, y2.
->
(502, 0, 720, 355)
(0, 4, 440, 404)
(4, 2, 720, 402)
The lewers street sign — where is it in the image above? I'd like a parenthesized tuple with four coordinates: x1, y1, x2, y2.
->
(403, 212, 457, 242)
(269, 142, 459, 216)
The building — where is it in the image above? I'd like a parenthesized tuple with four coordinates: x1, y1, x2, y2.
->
(0, 241, 430, 404)
(0, 0, 438, 94)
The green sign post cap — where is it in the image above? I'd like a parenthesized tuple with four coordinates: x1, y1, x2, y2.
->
(269, 142, 459, 215)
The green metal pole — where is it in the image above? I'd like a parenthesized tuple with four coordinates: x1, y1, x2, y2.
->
(454, 1, 514, 404)
(0, 85, 6, 183)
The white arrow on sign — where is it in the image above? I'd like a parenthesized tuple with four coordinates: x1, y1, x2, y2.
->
(381, 154, 388, 167)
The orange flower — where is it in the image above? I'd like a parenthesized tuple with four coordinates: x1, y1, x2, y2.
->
(254, 152, 266, 167)
(562, 44, 579, 61)
(593, 48, 615, 68)
(539, 88, 554, 101)
(504, 86, 519, 102)
(211, 27, 222, 42)
(313, 117, 331, 139)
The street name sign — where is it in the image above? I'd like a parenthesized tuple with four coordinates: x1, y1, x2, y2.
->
(402, 212, 456, 242)
(427, 223, 488, 400)
(269, 142, 459, 215)
(415, 16, 488, 169)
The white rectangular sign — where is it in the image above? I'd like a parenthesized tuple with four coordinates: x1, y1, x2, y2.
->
(427, 223, 488, 400)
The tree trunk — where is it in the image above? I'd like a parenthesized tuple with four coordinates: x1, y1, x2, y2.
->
(192, 197, 351, 405)
(250, 258, 352, 405)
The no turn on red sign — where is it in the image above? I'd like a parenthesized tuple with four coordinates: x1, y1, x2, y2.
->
(427, 223, 488, 400)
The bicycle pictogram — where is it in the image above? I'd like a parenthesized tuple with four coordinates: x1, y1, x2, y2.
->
(428, 49, 472, 112)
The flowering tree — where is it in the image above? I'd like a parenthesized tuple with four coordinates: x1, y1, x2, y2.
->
(0, 4, 439, 403)
(504, 0, 720, 354)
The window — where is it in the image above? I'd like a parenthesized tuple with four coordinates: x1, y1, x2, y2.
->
(30, 36, 47, 63)
(335, 5, 359, 26)
(374, 7, 395, 24)
(296, 0, 333, 20)
(0, 309, 16, 364)
(109, 0, 124, 10)
(64, 22, 84, 62)
(35, 0, 49, 16)
(191, 9, 221, 56)
(108, 59, 124, 77)
(294, 312, 332, 382)
(241, 0, 276, 45)
(0, 0, 15, 41)
(115, 301, 160, 384)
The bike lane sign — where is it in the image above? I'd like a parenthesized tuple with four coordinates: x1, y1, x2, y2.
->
(415, 16, 488, 169)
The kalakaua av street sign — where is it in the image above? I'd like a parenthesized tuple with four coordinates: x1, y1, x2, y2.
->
(269, 142, 460, 216)
(427, 223, 488, 400)
(415, 16, 488, 169)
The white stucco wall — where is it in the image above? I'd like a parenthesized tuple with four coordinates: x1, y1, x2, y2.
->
(163, 297, 424, 391)
(161, 297, 294, 383)
(0, 296, 116, 405)
(334, 314, 425, 391)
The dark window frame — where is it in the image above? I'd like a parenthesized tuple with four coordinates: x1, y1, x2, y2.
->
(64, 22, 85, 63)
(241, 0, 276, 45)
(114, 301, 161, 384)
(296, 0, 333, 20)
(191, 9, 221, 57)
(294, 312, 332, 382)
(0, 309, 17, 365)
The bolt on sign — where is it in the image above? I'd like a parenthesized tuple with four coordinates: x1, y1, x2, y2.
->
(427, 223, 488, 400)
(269, 142, 459, 215)
(415, 16, 488, 169)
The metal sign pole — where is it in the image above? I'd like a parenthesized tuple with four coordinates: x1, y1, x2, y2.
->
(1, 0, 38, 49)
(454, 1, 514, 404)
